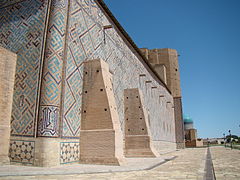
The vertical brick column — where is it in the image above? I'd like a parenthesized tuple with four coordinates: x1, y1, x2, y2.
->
(142, 48, 185, 149)
(124, 88, 157, 157)
(80, 59, 124, 165)
(38, 0, 68, 137)
(174, 97, 185, 149)
(35, 0, 68, 167)
(0, 47, 17, 165)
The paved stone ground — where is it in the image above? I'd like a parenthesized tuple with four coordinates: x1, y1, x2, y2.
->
(1, 147, 239, 180)
(0, 157, 170, 177)
(0, 148, 207, 180)
(210, 146, 240, 180)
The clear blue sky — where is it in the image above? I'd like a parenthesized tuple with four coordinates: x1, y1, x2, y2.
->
(104, 0, 240, 138)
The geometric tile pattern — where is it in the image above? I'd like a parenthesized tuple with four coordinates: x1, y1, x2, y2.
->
(38, 106, 59, 137)
(38, 0, 68, 137)
(62, 1, 88, 138)
(60, 142, 79, 164)
(9, 140, 35, 164)
(61, 0, 176, 141)
(0, 0, 23, 8)
(62, 0, 108, 137)
(0, 0, 177, 143)
(0, 0, 48, 136)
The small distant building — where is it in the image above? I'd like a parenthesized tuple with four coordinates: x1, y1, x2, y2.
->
(203, 138, 225, 145)
(184, 115, 203, 147)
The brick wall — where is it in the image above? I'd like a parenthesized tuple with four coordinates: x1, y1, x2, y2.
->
(0, 47, 17, 165)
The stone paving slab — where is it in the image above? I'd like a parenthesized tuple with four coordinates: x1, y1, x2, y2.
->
(3, 147, 238, 180)
(0, 148, 209, 180)
(210, 146, 240, 180)
(0, 157, 175, 177)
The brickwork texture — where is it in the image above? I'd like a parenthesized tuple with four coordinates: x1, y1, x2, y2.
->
(124, 88, 157, 157)
(0, 47, 17, 165)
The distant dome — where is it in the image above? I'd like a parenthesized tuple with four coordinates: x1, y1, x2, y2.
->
(183, 114, 193, 124)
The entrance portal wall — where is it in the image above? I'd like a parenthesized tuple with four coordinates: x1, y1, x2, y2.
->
(0, 0, 177, 166)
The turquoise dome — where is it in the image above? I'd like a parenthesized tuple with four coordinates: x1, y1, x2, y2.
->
(183, 114, 193, 124)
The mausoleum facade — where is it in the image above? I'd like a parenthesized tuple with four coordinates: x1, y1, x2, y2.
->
(0, 0, 184, 166)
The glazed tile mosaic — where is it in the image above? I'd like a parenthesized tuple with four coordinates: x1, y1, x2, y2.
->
(0, 0, 48, 136)
(9, 140, 35, 164)
(60, 142, 79, 164)
(37, 0, 68, 137)
(0, 0, 176, 142)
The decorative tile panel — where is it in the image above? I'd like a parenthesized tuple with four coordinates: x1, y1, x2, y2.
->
(61, 2, 86, 138)
(38, 0, 68, 137)
(62, 0, 176, 142)
(0, 0, 177, 143)
(0, 0, 24, 8)
(60, 142, 79, 164)
(0, 0, 48, 136)
(38, 106, 59, 136)
(9, 140, 35, 164)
